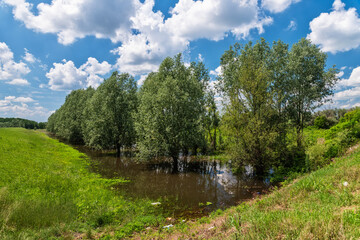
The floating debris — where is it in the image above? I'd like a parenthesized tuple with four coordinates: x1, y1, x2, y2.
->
(163, 224, 174, 229)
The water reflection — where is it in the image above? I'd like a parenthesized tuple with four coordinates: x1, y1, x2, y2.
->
(75, 146, 271, 217)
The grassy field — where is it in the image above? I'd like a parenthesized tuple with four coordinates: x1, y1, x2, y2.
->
(0, 128, 164, 239)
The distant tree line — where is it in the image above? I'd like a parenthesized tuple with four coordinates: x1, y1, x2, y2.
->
(47, 38, 338, 175)
(0, 118, 46, 129)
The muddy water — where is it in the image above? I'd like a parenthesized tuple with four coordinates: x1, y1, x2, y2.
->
(75, 146, 272, 218)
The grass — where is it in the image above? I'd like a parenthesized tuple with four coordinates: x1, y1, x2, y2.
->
(0, 128, 164, 239)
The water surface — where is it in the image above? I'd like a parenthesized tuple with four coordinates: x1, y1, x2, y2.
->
(75, 146, 272, 218)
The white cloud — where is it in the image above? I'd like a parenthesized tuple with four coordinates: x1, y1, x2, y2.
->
(3, 0, 137, 45)
(286, 20, 297, 31)
(10, 96, 34, 102)
(166, 0, 272, 41)
(0, 42, 30, 82)
(7, 78, 30, 86)
(336, 71, 344, 78)
(46, 57, 112, 91)
(22, 48, 37, 63)
(210, 66, 222, 76)
(336, 67, 360, 88)
(113, 0, 272, 75)
(262, 0, 300, 13)
(329, 67, 360, 108)
(4, 0, 273, 76)
(307, 0, 360, 53)
(137, 74, 148, 86)
(0, 96, 50, 121)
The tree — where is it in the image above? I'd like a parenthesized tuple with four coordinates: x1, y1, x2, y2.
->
(287, 38, 338, 146)
(204, 90, 220, 151)
(219, 39, 279, 175)
(135, 54, 208, 171)
(46, 88, 95, 143)
(83, 72, 137, 156)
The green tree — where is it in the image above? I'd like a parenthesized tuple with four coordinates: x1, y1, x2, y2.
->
(204, 90, 220, 151)
(220, 39, 278, 175)
(287, 38, 338, 146)
(135, 54, 208, 171)
(46, 88, 95, 143)
(83, 72, 137, 156)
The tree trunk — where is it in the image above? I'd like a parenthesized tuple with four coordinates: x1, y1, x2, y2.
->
(172, 156, 179, 173)
(213, 127, 217, 151)
(116, 143, 121, 157)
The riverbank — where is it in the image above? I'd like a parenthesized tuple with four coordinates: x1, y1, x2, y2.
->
(0, 128, 165, 239)
(138, 143, 360, 239)
(1, 128, 360, 239)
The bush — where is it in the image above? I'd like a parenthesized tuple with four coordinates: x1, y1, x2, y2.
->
(314, 116, 335, 129)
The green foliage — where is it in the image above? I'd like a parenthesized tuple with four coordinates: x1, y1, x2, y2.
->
(286, 39, 338, 144)
(219, 37, 338, 174)
(304, 108, 360, 171)
(220, 39, 282, 174)
(0, 117, 46, 129)
(136, 54, 208, 161)
(0, 128, 163, 239)
(204, 90, 220, 152)
(47, 87, 95, 143)
(83, 72, 137, 155)
(314, 115, 335, 129)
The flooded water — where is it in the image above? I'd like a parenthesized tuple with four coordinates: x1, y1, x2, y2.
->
(75, 146, 272, 218)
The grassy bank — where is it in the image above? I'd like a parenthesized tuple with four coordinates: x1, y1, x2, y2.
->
(142, 143, 360, 239)
(0, 128, 164, 239)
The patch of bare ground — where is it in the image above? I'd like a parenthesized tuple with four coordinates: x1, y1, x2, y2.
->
(345, 143, 360, 155)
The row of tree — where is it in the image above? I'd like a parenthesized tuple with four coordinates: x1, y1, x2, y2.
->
(0, 118, 46, 129)
(47, 38, 338, 175)
(47, 55, 215, 166)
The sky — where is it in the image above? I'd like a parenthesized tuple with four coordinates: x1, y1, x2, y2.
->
(0, 0, 360, 122)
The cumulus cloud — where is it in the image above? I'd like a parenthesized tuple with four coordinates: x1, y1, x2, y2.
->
(4, 0, 273, 76)
(308, 0, 360, 53)
(113, 0, 272, 75)
(210, 66, 222, 77)
(262, 0, 300, 13)
(327, 67, 360, 108)
(7, 78, 30, 86)
(0, 96, 50, 121)
(336, 66, 360, 88)
(0, 42, 30, 84)
(46, 57, 112, 91)
(3, 0, 136, 45)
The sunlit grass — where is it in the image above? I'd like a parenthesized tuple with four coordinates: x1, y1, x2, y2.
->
(0, 128, 164, 239)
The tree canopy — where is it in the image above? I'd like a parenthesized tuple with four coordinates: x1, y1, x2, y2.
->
(135, 54, 208, 166)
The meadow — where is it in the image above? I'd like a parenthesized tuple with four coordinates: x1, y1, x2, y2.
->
(0, 128, 164, 239)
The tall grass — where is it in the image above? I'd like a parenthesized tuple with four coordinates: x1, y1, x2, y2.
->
(0, 128, 164, 239)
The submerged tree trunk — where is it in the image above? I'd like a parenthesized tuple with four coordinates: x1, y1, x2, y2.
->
(172, 156, 179, 173)
(116, 143, 121, 157)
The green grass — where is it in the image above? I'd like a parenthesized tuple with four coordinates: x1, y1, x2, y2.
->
(0, 128, 164, 239)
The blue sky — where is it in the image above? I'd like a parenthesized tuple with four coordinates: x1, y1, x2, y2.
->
(0, 0, 360, 122)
